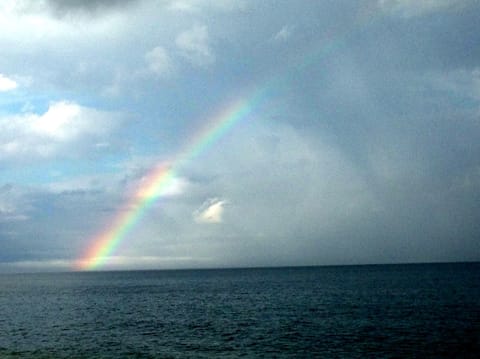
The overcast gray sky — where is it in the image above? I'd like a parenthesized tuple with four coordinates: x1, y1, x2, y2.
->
(0, 0, 479, 272)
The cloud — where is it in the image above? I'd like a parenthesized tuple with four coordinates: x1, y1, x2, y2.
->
(134, 174, 188, 200)
(430, 67, 480, 101)
(1, 1, 480, 271)
(145, 46, 174, 76)
(27, 0, 140, 17)
(0, 259, 72, 273)
(273, 25, 294, 42)
(0, 101, 119, 160)
(0, 73, 17, 91)
(72, 255, 209, 271)
(176, 25, 215, 67)
(0, 184, 31, 223)
(378, 0, 467, 17)
(194, 198, 226, 223)
(168, 0, 247, 13)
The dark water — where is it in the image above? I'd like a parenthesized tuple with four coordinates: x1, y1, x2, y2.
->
(0, 263, 479, 358)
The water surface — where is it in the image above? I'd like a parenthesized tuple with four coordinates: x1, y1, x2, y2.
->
(1, 263, 479, 357)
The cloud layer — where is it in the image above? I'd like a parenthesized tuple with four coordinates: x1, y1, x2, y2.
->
(0, 0, 479, 271)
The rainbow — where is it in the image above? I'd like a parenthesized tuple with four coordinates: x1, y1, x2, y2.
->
(74, 91, 265, 270)
(74, 4, 380, 270)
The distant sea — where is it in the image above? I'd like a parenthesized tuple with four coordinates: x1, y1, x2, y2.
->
(0, 263, 479, 358)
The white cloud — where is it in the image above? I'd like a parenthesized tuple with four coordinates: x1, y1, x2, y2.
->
(145, 46, 174, 76)
(30, 101, 91, 140)
(45, 173, 115, 194)
(0, 0, 134, 96)
(378, 0, 466, 17)
(43, 158, 189, 199)
(0, 73, 18, 91)
(194, 198, 226, 223)
(0, 101, 118, 160)
(168, 1, 197, 12)
(273, 25, 294, 42)
(134, 173, 188, 200)
(176, 24, 215, 67)
(168, 0, 247, 13)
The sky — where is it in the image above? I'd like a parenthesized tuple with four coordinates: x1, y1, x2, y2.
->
(0, 0, 479, 272)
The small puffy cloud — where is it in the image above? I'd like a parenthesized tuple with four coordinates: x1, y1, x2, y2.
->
(168, 0, 247, 13)
(176, 25, 215, 67)
(0, 101, 118, 160)
(168, 1, 197, 12)
(273, 25, 295, 42)
(145, 46, 174, 76)
(378, 0, 466, 17)
(30, 101, 96, 140)
(0, 74, 17, 91)
(194, 198, 226, 224)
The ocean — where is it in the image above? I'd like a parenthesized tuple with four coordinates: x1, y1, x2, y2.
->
(0, 263, 479, 358)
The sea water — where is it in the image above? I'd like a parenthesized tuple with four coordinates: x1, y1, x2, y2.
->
(0, 263, 479, 358)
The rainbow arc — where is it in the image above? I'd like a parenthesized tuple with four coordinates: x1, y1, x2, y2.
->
(74, 94, 264, 270)
(74, 4, 379, 270)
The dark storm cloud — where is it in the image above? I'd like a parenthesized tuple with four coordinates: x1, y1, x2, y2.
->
(270, 1, 480, 169)
(243, 1, 480, 264)
(352, 4, 480, 71)
(45, 0, 140, 16)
